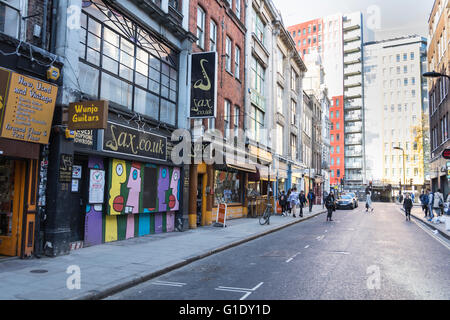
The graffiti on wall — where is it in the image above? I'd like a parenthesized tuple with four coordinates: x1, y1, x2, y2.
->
(107, 158, 180, 215)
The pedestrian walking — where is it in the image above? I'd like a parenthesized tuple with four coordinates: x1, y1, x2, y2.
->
(307, 190, 315, 213)
(286, 189, 292, 215)
(428, 189, 434, 221)
(325, 193, 335, 222)
(323, 190, 328, 209)
(279, 190, 288, 216)
(365, 186, 374, 212)
(288, 187, 299, 218)
(299, 190, 307, 217)
(403, 193, 413, 221)
(433, 188, 444, 217)
(419, 190, 429, 218)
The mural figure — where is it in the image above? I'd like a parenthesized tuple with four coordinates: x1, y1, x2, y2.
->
(169, 167, 180, 210)
(108, 159, 127, 215)
(158, 166, 170, 212)
(125, 162, 141, 214)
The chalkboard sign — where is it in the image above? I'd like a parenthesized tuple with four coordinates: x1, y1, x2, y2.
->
(59, 154, 73, 183)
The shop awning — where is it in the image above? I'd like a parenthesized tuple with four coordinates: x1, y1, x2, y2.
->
(227, 162, 257, 173)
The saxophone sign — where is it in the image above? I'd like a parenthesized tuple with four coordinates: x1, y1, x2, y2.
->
(190, 51, 217, 118)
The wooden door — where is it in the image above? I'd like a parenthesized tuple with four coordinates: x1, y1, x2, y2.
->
(0, 160, 26, 256)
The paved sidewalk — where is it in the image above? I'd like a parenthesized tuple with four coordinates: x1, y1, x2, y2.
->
(0, 205, 326, 300)
(397, 204, 450, 240)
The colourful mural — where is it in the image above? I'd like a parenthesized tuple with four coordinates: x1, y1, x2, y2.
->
(107, 159, 180, 215)
(84, 157, 179, 245)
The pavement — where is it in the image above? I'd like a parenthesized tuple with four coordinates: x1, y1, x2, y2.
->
(402, 204, 450, 240)
(0, 205, 326, 300)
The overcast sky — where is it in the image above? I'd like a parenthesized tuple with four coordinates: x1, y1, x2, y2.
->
(273, 0, 434, 41)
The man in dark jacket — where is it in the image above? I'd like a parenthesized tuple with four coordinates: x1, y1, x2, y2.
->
(307, 190, 316, 212)
(419, 190, 429, 218)
(403, 193, 413, 221)
(298, 191, 307, 217)
(325, 193, 335, 221)
(279, 191, 288, 216)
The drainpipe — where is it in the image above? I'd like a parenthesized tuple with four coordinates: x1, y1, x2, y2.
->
(49, 0, 57, 53)
(42, 0, 48, 49)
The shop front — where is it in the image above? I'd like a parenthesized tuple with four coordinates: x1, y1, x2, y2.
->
(61, 116, 181, 249)
(0, 65, 59, 257)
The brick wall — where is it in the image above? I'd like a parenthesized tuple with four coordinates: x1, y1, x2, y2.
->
(189, 0, 246, 134)
(25, 0, 53, 50)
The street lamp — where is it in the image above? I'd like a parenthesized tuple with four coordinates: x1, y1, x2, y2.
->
(422, 71, 450, 80)
(393, 146, 405, 195)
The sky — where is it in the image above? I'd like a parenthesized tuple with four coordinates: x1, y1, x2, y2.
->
(273, 0, 435, 41)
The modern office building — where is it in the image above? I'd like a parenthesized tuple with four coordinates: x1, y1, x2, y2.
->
(288, 12, 368, 188)
(427, 0, 449, 196)
(364, 36, 429, 191)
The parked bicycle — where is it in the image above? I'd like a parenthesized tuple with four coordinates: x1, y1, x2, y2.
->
(259, 204, 273, 225)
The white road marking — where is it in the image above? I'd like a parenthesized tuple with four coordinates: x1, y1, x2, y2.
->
(316, 235, 325, 241)
(215, 282, 264, 300)
(304, 245, 310, 249)
(285, 252, 301, 263)
(150, 280, 186, 287)
(333, 251, 350, 255)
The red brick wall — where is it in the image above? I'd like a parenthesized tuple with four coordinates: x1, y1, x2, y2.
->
(25, 0, 53, 50)
(189, 0, 246, 135)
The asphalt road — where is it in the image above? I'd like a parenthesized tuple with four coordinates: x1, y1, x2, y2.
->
(106, 203, 450, 300)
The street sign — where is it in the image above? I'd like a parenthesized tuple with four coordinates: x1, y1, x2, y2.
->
(442, 148, 450, 159)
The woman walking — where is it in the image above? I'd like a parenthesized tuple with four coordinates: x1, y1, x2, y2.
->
(365, 186, 374, 212)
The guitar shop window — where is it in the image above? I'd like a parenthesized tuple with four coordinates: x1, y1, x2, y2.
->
(214, 170, 242, 205)
(79, 2, 179, 126)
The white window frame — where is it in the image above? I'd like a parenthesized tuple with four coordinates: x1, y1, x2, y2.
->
(196, 6, 205, 49)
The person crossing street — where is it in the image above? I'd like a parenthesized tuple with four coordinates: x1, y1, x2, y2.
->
(403, 193, 413, 221)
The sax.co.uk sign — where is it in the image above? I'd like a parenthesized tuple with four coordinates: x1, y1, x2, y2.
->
(190, 51, 217, 119)
(102, 122, 167, 161)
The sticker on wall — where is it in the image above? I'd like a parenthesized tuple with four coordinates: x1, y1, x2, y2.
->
(72, 165, 82, 179)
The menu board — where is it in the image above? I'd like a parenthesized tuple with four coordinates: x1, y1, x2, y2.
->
(0, 67, 58, 144)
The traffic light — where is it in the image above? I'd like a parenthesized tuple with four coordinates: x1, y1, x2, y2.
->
(410, 178, 413, 186)
(340, 178, 344, 186)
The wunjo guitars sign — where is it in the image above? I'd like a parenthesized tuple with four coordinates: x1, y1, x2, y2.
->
(102, 122, 167, 161)
(0, 67, 58, 144)
(190, 51, 217, 118)
(68, 100, 108, 130)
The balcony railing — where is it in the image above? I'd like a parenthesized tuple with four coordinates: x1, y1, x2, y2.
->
(344, 87, 362, 98)
(344, 64, 362, 76)
(343, 41, 361, 54)
(345, 138, 362, 145)
(0, 1, 21, 39)
(344, 112, 362, 122)
(345, 161, 363, 169)
(345, 124, 362, 133)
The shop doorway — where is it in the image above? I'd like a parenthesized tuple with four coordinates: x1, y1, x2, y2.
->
(0, 159, 26, 257)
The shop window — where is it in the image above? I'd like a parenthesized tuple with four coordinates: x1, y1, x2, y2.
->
(214, 170, 242, 205)
(0, 159, 14, 236)
(79, 2, 179, 126)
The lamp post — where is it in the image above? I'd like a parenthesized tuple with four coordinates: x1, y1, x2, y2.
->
(393, 146, 405, 195)
(423, 71, 450, 80)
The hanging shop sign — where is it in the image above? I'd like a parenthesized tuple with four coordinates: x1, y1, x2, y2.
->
(190, 51, 217, 118)
(0, 67, 58, 144)
(68, 100, 108, 130)
(102, 122, 167, 161)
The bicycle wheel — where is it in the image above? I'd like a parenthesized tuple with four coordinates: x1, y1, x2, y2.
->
(259, 210, 269, 225)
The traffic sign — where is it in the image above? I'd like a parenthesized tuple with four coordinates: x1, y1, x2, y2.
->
(443, 148, 450, 159)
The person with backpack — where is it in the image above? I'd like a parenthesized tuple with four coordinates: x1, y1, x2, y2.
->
(307, 190, 315, 212)
(403, 193, 413, 221)
(298, 190, 307, 218)
(279, 190, 287, 216)
(419, 190, 429, 218)
(433, 188, 444, 217)
(325, 193, 335, 221)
